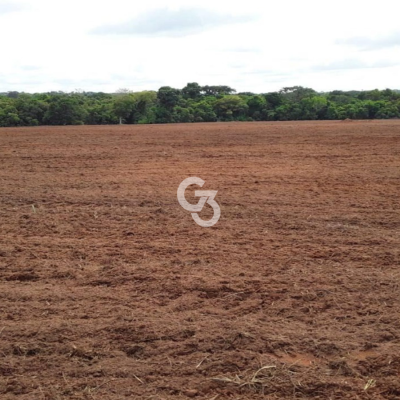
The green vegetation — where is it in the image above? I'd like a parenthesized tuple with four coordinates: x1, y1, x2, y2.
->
(1, 85, 400, 127)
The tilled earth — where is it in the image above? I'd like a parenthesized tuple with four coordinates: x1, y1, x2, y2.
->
(0, 121, 399, 399)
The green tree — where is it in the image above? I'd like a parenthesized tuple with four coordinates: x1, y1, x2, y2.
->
(15, 95, 48, 126)
(280, 86, 317, 102)
(87, 100, 118, 124)
(172, 106, 194, 122)
(0, 97, 20, 126)
(214, 96, 248, 121)
(191, 100, 217, 122)
(375, 102, 400, 119)
(201, 85, 236, 96)
(157, 87, 181, 109)
(300, 96, 328, 120)
(264, 92, 284, 108)
(182, 83, 202, 100)
(44, 95, 86, 125)
(246, 95, 267, 120)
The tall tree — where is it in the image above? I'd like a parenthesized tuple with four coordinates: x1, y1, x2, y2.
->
(182, 83, 202, 100)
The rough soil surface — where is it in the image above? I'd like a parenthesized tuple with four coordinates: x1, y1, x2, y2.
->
(0, 121, 400, 399)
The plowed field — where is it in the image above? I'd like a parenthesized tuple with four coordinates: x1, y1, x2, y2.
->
(1, 121, 399, 399)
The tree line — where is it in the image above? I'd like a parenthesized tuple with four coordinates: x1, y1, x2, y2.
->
(1, 84, 400, 127)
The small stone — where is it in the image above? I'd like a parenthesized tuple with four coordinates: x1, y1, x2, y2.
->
(185, 389, 198, 398)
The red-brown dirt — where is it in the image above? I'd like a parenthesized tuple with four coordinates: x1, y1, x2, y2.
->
(0, 121, 399, 399)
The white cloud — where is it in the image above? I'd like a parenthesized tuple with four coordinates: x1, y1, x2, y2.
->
(0, 1, 27, 14)
(337, 32, 400, 50)
(91, 7, 256, 37)
(312, 59, 400, 71)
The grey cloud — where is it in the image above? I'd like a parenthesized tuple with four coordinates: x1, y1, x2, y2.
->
(312, 59, 400, 72)
(91, 7, 256, 37)
(337, 32, 400, 50)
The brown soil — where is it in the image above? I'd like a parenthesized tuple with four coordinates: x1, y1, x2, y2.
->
(0, 121, 399, 399)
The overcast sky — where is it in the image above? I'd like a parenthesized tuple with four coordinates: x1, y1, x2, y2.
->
(1, 0, 399, 93)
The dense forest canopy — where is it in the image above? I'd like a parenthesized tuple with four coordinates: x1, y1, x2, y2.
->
(1, 84, 400, 127)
